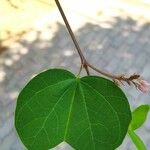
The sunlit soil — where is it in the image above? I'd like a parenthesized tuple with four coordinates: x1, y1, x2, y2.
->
(0, 0, 55, 40)
(0, 0, 150, 52)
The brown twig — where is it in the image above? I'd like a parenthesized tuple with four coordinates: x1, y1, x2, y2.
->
(55, 0, 90, 75)
(55, 0, 141, 85)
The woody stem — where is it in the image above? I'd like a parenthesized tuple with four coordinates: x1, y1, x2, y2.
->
(55, 0, 138, 82)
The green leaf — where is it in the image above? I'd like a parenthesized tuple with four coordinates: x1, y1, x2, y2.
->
(128, 129, 146, 150)
(15, 69, 131, 150)
(130, 105, 150, 130)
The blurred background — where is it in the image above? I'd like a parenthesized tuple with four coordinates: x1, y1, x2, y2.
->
(0, 0, 150, 149)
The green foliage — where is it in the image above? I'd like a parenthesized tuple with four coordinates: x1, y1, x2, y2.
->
(128, 129, 146, 150)
(130, 105, 150, 130)
(128, 105, 150, 150)
(15, 69, 131, 150)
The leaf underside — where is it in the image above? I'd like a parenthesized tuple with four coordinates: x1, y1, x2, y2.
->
(15, 69, 131, 150)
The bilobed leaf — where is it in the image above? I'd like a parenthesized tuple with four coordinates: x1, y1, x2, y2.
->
(15, 69, 131, 150)
(130, 105, 150, 130)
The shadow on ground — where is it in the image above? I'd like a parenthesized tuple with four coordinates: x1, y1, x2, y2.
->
(0, 16, 150, 150)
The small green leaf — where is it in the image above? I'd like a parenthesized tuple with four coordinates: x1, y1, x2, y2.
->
(130, 105, 150, 130)
(128, 129, 146, 150)
(15, 69, 131, 150)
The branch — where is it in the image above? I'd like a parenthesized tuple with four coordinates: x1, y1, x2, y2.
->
(54, 0, 149, 93)
(55, 0, 90, 75)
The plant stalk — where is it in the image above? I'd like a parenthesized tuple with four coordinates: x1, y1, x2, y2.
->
(55, 0, 90, 75)
(128, 129, 146, 150)
(54, 0, 140, 84)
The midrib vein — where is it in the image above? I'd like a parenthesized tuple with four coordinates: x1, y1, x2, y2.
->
(16, 79, 74, 122)
(29, 82, 75, 148)
(64, 83, 77, 140)
(79, 84, 95, 150)
(81, 81, 121, 146)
